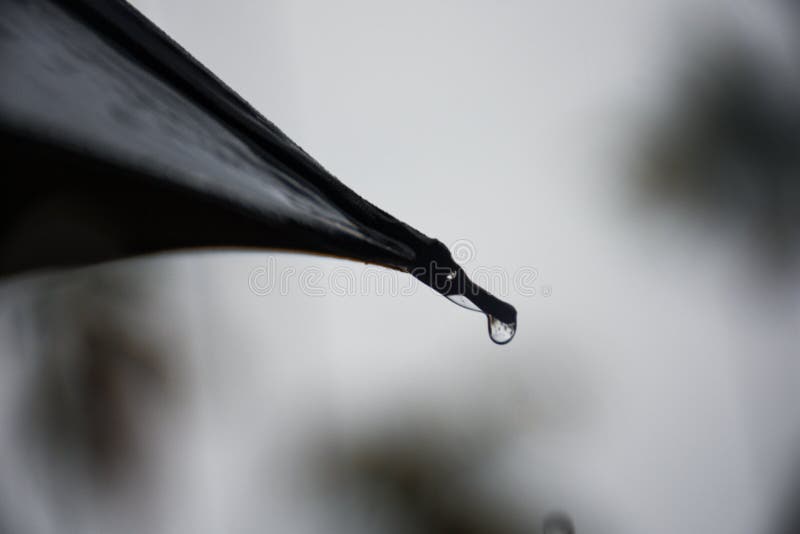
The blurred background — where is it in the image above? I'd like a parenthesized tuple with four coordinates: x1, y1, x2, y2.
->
(2, 0, 800, 532)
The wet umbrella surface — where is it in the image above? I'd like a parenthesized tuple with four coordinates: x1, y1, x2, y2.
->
(0, 0, 516, 343)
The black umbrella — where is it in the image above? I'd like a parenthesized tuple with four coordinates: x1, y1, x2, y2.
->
(0, 0, 516, 343)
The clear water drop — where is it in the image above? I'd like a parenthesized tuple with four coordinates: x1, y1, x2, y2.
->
(413, 241, 516, 345)
(487, 315, 516, 344)
(446, 295, 517, 344)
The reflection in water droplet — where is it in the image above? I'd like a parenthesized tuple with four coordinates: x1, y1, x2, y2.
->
(487, 315, 516, 345)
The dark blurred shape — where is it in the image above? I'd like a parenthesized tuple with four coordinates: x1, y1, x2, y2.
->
(639, 8, 800, 268)
(774, 472, 800, 534)
(639, 6, 800, 532)
(317, 422, 569, 534)
(22, 270, 173, 485)
(0, 0, 515, 329)
(542, 511, 575, 534)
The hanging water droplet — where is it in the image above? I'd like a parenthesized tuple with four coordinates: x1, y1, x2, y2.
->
(487, 315, 516, 345)
(410, 240, 517, 345)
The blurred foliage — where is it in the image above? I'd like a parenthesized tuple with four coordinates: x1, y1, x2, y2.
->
(317, 422, 574, 534)
(21, 268, 173, 487)
(640, 4, 800, 532)
(639, 5, 800, 267)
